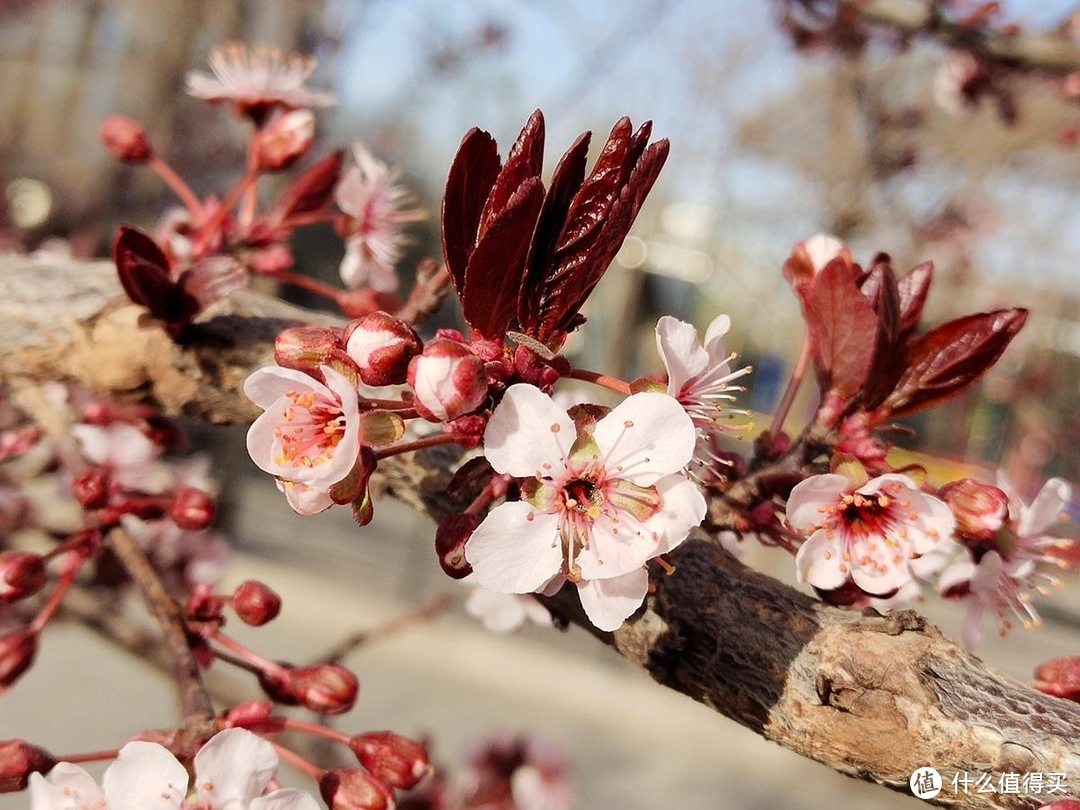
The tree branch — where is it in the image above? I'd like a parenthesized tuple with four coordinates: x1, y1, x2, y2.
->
(2, 256, 1077, 807)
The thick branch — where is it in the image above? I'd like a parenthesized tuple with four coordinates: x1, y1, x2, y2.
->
(2, 257, 1077, 807)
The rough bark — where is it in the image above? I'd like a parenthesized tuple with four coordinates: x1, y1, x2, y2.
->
(2, 257, 1077, 807)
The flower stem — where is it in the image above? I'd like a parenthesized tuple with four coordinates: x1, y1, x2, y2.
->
(284, 718, 351, 745)
(148, 156, 204, 220)
(768, 335, 812, 439)
(376, 433, 466, 459)
(272, 269, 342, 302)
(57, 748, 120, 765)
(272, 743, 323, 780)
(567, 367, 632, 395)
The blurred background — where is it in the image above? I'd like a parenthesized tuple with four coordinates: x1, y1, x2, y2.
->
(1, 1, 1078, 808)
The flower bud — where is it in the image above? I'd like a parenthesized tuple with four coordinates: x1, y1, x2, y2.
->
(275, 326, 345, 377)
(0, 552, 47, 603)
(0, 630, 37, 689)
(1034, 656, 1080, 703)
(349, 731, 429, 790)
(72, 467, 110, 510)
(291, 664, 359, 714)
(336, 289, 402, 320)
(185, 584, 224, 622)
(319, 769, 395, 810)
(100, 115, 152, 164)
(221, 701, 286, 734)
(407, 339, 488, 422)
(435, 514, 478, 579)
(256, 109, 316, 171)
(171, 487, 217, 530)
(0, 740, 56, 792)
(782, 233, 852, 293)
(939, 479, 1010, 543)
(232, 580, 282, 626)
(345, 312, 423, 387)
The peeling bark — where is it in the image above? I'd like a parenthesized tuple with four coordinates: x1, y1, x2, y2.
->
(2, 257, 1077, 807)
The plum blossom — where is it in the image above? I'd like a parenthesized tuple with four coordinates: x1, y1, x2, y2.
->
(120, 514, 231, 587)
(787, 469, 956, 596)
(245, 365, 362, 514)
(70, 423, 173, 494)
(185, 43, 335, 117)
(654, 314, 750, 475)
(29, 728, 318, 810)
(335, 143, 425, 292)
(463, 575, 552, 633)
(464, 384, 706, 631)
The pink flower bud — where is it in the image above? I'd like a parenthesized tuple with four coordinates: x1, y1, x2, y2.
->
(221, 701, 286, 734)
(232, 579, 282, 626)
(100, 115, 152, 164)
(0, 552, 46, 603)
(256, 109, 316, 171)
(72, 468, 110, 510)
(345, 312, 423, 387)
(336, 289, 402, 320)
(171, 486, 217, 530)
(0, 740, 56, 792)
(939, 479, 1010, 543)
(1034, 656, 1080, 703)
(435, 513, 478, 579)
(407, 339, 488, 422)
(782, 233, 853, 293)
(349, 731, 430, 790)
(0, 630, 37, 689)
(319, 769, 395, 810)
(291, 664, 359, 714)
(275, 326, 345, 377)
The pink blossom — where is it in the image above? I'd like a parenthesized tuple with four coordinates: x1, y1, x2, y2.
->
(29, 728, 318, 809)
(654, 314, 750, 474)
(787, 471, 955, 596)
(463, 576, 552, 633)
(245, 365, 362, 513)
(334, 143, 424, 292)
(464, 385, 706, 631)
(70, 423, 172, 494)
(120, 514, 231, 587)
(185, 43, 335, 116)
(407, 338, 488, 422)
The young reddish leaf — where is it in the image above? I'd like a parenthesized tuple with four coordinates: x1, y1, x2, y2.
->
(860, 261, 903, 408)
(113, 227, 200, 329)
(518, 130, 591, 332)
(441, 128, 501, 291)
(269, 150, 344, 222)
(804, 260, 880, 399)
(882, 308, 1028, 418)
(897, 261, 933, 339)
(477, 109, 545, 241)
(461, 177, 544, 339)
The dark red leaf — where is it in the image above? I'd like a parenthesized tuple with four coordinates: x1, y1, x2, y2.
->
(477, 110, 545, 241)
(517, 131, 591, 332)
(897, 261, 933, 339)
(882, 308, 1028, 418)
(269, 150, 344, 222)
(860, 262, 902, 408)
(461, 178, 544, 338)
(441, 128, 501, 291)
(113, 227, 199, 328)
(804, 260, 881, 399)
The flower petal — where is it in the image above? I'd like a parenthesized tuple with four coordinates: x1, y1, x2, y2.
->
(575, 568, 649, 632)
(483, 385, 574, 479)
(702, 314, 732, 364)
(30, 764, 104, 810)
(593, 393, 696, 486)
(576, 509, 658, 580)
(465, 501, 563, 593)
(1020, 477, 1071, 537)
(251, 789, 323, 810)
(648, 475, 707, 556)
(278, 480, 335, 515)
(794, 530, 846, 591)
(192, 728, 278, 805)
(655, 316, 708, 396)
(69, 425, 111, 466)
(908, 491, 955, 555)
(244, 366, 328, 410)
(850, 557, 912, 596)
(465, 587, 529, 633)
(785, 474, 848, 533)
(102, 741, 187, 810)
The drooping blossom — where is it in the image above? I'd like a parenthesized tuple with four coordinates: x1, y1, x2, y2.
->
(245, 365, 362, 514)
(29, 727, 319, 809)
(185, 42, 336, 118)
(654, 314, 750, 475)
(465, 384, 706, 632)
(70, 423, 173, 494)
(463, 575, 552, 633)
(787, 469, 956, 597)
(334, 143, 425, 292)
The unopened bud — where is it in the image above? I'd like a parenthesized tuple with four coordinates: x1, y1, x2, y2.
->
(336, 289, 402, 320)
(256, 109, 316, 171)
(291, 664, 359, 714)
(349, 731, 429, 790)
(72, 468, 110, 509)
(100, 115, 152, 164)
(407, 339, 488, 422)
(0, 630, 37, 689)
(1034, 656, 1080, 703)
(319, 769, 395, 810)
(275, 326, 345, 377)
(0, 552, 46, 603)
(0, 740, 56, 792)
(185, 585, 224, 622)
(232, 580, 282, 626)
(345, 312, 423, 387)
(782, 233, 852, 293)
(435, 514, 478, 579)
(221, 701, 286, 734)
(171, 487, 217, 530)
(939, 479, 1010, 544)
